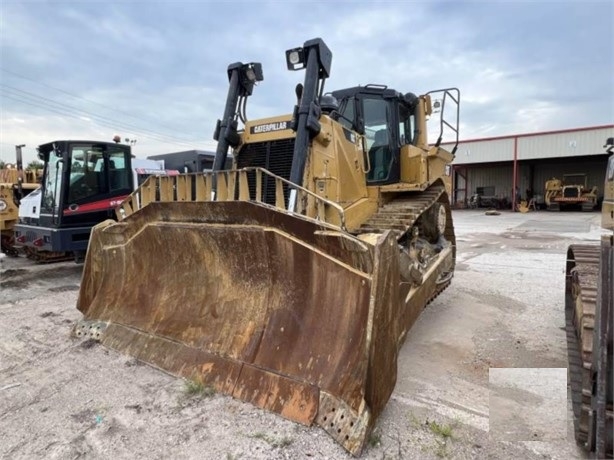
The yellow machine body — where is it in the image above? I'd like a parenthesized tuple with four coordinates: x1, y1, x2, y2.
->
(75, 39, 460, 455)
(0, 168, 40, 255)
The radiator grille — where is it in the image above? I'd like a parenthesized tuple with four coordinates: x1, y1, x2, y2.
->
(563, 187, 580, 198)
(236, 138, 295, 206)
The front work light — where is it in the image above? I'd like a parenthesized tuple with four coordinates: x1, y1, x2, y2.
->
(285, 47, 305, 70)
(227, 62, 263, 97)
(242, 62, 263, 83)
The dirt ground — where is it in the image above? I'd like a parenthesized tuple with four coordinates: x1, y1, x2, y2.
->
(0, 210, 600, 459)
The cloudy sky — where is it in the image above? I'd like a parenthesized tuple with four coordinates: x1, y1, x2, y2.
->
(1, 0, 612, 163)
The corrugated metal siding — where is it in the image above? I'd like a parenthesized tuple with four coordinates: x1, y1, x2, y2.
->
(445, 126, 614, 165)
(518, 127, 614, 160)
(467, 165, 513, 197)
(454, 165, 514, 204)
(451, 138, 514, 165)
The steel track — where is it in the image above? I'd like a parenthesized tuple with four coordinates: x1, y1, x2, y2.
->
(357, 181, 456, 307)
(566, 244, 599, 448)
(23, 246, 73, 263)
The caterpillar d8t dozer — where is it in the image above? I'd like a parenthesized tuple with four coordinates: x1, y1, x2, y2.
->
(566, 137, 613, 459)
(74, 38, 460, 455)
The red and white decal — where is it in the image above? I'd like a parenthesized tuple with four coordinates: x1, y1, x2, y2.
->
(63, 195, 128, 215)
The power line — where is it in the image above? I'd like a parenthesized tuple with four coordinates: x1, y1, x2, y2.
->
(0, 67, 208, 142)
(1, 91, 196, 148)
(1, 84, 203, 146)
(1, 92, 201, 149)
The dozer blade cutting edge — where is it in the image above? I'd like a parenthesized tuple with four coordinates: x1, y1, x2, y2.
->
(74, 198, 454, 455)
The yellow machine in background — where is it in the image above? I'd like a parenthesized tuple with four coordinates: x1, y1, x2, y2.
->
(566, 137, 613, 458)
(545, 173, 598, 211)
(74, 38, 460, 454)
(0, 145, 41, 256)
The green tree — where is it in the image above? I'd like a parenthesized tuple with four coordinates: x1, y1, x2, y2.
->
(27, 160, 44, 170)
(0, 160, 6, 169)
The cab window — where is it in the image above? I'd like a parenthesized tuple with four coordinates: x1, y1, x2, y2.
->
(67, 144, 131, 203)
(42, 156, 63, 212)
(363, 98, 392, 182)
(337, 97, 355, 131)
(399, 104, 414, 145)
(108, 148, 131, 191)
(68, 146, 104, 203)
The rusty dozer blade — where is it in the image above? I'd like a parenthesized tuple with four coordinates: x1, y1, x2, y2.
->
(76, 201, 407, 455)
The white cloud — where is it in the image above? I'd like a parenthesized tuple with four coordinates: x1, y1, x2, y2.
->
(0, 5, 63, 66)
(0, 0, 612, 164)
(58, 5, 169, 59)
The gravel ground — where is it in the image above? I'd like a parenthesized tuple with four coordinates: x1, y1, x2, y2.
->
(489, 368, 567, 442)
(0, 209, 600, 459)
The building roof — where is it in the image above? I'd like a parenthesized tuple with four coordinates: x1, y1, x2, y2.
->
(444, 124, 614, 165)
(443, 124, 614, 146)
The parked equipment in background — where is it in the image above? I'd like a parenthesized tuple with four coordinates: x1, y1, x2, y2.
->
(74, 38, 460, 455)
(146, 150, 225, 173)
(468, 192, 509, 210)
(566, 137, 613, 459)
(545, 173, 598, 211)
(14, 139, 179, 262)
(0, 145, 42, 256)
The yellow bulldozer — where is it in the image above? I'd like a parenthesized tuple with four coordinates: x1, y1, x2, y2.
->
(0, 145, 41, 256)
(545, 173, 598, 211)
(74, 38, 460, 455)
(566, 137, 613, 458)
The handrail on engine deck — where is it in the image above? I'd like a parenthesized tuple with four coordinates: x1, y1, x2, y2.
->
(116, 167, 346, 230)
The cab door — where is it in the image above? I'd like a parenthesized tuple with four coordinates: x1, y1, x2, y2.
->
(357, 95, 401, 185)
(39, 143, 65, 227)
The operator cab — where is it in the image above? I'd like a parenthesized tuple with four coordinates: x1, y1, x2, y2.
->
(15, 140, 133, 258)
(332, 85, 417, 185)
(37, 141, 133, 227)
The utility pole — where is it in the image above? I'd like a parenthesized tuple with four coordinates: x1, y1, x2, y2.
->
(15, 144, 25, 200)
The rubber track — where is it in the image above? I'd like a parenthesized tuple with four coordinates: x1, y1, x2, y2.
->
(566, 244, 599, 448)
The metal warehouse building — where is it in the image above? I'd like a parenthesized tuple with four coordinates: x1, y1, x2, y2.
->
(147, 150, 218, 173)
(444, 124, 614, 210)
